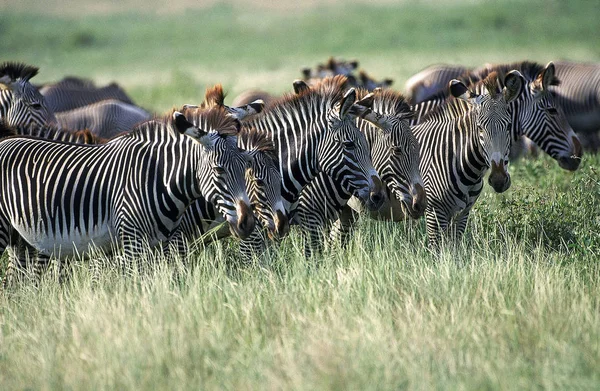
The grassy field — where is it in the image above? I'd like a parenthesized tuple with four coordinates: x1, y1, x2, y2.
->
(1, 0, 599, 389)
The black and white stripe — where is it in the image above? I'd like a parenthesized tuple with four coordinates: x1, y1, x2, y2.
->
(0, 62, 57, 128)
(412, 71, 523, 247)
(0, 108, 253, 285)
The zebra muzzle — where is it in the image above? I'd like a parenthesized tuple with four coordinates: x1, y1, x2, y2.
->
(488, 161, 511, 193)
(228, 201, 256, 240)
(366, 175, 386, 211)
(557, 135, 583, 171)
(409, 183, 427, 218)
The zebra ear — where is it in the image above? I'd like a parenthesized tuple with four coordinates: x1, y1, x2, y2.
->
(539, 61, 557, 90)
(293, 80, 310, 95)
(503, 70, 524, 103)
(173, 111, 206, 138)
(355, 92, 375, 109)
(247, 99, 264, 114)
(0, 75, 12, 90)
(449, 79, 473, 102)
(339, 88, 357, 118)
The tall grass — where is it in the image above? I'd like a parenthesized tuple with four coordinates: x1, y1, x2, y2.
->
(1, 1, 599, 389)
(1, 155, 599, 390)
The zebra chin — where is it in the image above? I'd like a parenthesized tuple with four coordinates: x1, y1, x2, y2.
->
(488, 161, 512, 193)
(354, 174, 386, 211)
(226, 201, 256, 240)
(557, 135, 583, 171)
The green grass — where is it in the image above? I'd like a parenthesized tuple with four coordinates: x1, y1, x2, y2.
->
(1, 1, 600, 389)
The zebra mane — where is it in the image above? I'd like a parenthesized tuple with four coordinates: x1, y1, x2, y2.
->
(469, 61, 560, 87)
(0, 121, 104, 144)
(358, 87, 414, 118)
(203, 84, 226, 107)
(55, 76, 97, 89)
(176, 106, 240, 137)
(418, 72, 500, 124)
(239, 127, 277, 160)
(263, 75, 349, 116)
(0, 62, 39, 82)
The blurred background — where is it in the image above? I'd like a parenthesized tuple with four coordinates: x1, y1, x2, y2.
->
(1, 0, 598, 112)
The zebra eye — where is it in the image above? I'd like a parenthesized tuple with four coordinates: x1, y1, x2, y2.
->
(547, 107, 558, 115)
(391, 146, 403, 155)
(343, 140, 355, 150)
(30, 103, 43, 110)
(255, 178, 265, 186)
(213, 166, 226, 175)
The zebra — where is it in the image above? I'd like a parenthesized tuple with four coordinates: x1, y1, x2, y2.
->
(238, 75, 386, 257)
(169, 106, 288, 254)
(38, 76, 136, 113)
(0, 108, 254, 286)
(404, 64, 472, 104)
(409, 62, 583, 172)
(550, 61, 600, 152)
(412, 71, 524, 247)
(302, 57, 394, 91)
(0, 121, 105, 144)
(0, 62, 58, 127)
(55, 99, 152, 139)
(296, 86, 425, 255)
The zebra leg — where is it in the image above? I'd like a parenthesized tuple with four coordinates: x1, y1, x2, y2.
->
(329, 204, 358, 250)
(424, 207, 450, 250)
(239, 226, 268, 262)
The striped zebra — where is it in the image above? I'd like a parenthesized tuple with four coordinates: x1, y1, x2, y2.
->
(0, 108, 254, 285)
(239, 76, 386, 257)
(55, 99, 152, 139)
(0, 121, 105, 144)
(404, 64, 472, 104)
(413, 71, 523, 247)
(38, 76, 136, 113)
(550, 61, 600, 151)
(0, 62, 57, 127)
(296, 87, 425, 255)
(169, 106, 288, 254)
(410, 62, 583, 172)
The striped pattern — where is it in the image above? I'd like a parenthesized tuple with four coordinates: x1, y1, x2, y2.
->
(296, 87, 425, 255)
(0, 108, 253, 285)
(55, 99, 152, 139)
(39, 76, 136, 113)
(410, 61, 583, 172)
(0, 62, 57, 128)
(239, 76, 385, 257)
(411, 71, 523, 246)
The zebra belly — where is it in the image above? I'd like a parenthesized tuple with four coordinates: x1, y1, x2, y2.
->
(15, 223, 116, 258)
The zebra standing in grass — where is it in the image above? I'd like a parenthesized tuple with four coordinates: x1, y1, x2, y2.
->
(409, 62, 583, 172)
(55, 98, 152, 139)
(0, 62, 57, 127)
(239, 76, 386, 258)
(0, 108, 254, 286)
(412, 71, 523, 247)
(38, 76, 136, 113)
(550, 61, 600, 151)
(296, 86, 426, 255)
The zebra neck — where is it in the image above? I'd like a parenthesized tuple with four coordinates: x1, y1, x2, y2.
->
(242, 115, 322, 204)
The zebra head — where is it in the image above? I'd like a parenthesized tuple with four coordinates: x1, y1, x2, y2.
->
(520, 62, 582, 171)
(0, 62, 57, 128)
(174, 109, 256, 240)
(239, 128, 289, 239)
(354, 88, 426, 219)
(318, 85, 386, 211)
(450, 70, 524, 193)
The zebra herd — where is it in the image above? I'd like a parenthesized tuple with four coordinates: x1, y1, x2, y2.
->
(0, 58, 596, 287)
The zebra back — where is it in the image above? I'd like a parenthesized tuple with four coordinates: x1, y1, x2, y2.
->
(39, 76, 136, 113)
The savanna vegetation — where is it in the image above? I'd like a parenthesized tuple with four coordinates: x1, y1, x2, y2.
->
(0, 1, 599, 389)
